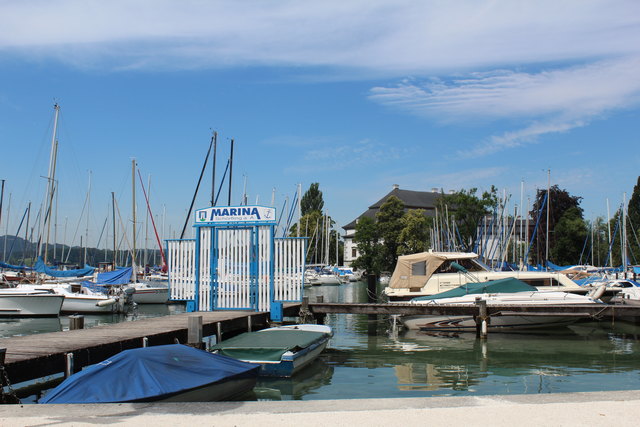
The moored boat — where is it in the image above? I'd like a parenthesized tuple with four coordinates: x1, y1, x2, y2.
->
(39, 344, 260, 403)
(399, 278, 603, 332)
(16, 283, 118, 314)
(385, 251, 582, 301)
(211, 324, 333, 377)
(0, 288, 64, 317)
(129, 282, 169, 304)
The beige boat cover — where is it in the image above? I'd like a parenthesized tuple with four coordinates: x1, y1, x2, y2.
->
(388, 252, 448, 289)
(388, 251, 479, 289)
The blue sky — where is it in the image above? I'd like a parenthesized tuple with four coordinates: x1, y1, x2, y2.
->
(1, 1, 639, 251)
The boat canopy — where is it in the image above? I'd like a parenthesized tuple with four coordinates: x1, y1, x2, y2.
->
(411, 277, 537, 301)
(96, 267, 133, 285)
(388, 251, 479, 289)
(34, 256, 95, 278)
(211, 330, 327, 362)
(40, 344, 259, 404)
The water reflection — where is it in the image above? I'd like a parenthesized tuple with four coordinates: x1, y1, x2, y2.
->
(250, 359, 335, 400)
(326, 313, 640, 396)
(0, 317, 62, 338)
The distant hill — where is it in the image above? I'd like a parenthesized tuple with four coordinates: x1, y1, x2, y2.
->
(0, 235, 162, 268)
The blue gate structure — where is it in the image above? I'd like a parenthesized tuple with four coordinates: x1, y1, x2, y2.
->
(167, 205, 305, 318)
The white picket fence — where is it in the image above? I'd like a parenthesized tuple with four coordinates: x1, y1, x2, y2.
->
(167, 226, 304, 312)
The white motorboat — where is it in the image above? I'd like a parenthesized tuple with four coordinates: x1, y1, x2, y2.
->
(0, 288, 64, 317)
(399, 277, 603, 332)
(16, 284, 118, 314)
(129, 282, 169, 304)
(385, 251, 582, 301)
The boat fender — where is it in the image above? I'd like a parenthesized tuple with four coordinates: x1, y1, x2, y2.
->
(96, 298, 117, 307)
(588, 284, 606, 300)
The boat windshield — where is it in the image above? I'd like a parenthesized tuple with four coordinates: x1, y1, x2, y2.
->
(433, 258, 488, 274)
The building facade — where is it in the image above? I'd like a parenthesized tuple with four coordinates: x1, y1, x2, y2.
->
(342, 185, 442, 266)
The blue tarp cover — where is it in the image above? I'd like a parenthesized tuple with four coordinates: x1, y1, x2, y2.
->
(40, 344, 259, 404)
(96, 267, 133, 285)
(33, 257, 95, 278)
(0, 261, 32, 271)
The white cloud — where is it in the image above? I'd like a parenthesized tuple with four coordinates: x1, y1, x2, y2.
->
(370, 56, 640, 156)
(284, 138, 404, 173)
(1, 1, 639, 72)
(370, 57, 640, 120)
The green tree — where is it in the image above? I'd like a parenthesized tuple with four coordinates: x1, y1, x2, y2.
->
(397, 209, 431, 255)
(376, 196, 405, 271)
(291, 210, 337, 264)
(301, 183, 324, 216)
(351, 216, 383, 274)
(626, 176, 640, 263)
(438, 187, 498, 251)
(550, 207, 588, 265)
(529, 185, 583, 265)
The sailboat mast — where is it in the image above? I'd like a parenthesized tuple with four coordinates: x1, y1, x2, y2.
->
(112, 192, 116, 268)
(132, 158, 137, 281)
(228, 138, 234, 205)
(40, 104, 60, 264)
(211, 131, 217, 206)
(545, 169, 550, 267)
(0, 180, 4, 262)
(84, 171, 91, 266)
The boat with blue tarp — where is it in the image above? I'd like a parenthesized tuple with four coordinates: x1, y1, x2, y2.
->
(39, 344, 260, 403)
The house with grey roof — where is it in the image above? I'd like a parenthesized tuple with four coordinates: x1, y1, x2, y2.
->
(342, 185, 443, 266)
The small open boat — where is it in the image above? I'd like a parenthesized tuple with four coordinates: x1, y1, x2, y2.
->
(211, 324, 332, 377)
(39, 344, 260, 403)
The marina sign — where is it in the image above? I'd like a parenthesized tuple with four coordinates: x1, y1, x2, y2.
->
(195, 205, 276, 224)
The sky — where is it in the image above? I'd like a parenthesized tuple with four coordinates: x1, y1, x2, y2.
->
(0, 0, 639, 251)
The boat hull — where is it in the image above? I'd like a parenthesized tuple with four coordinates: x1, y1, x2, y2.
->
(259, 338, 330, 377)
(146, 376, 257, 402)
(131, 286, 169, 304)
(0, 294, 64, 317)
(402, 314, 578, 332)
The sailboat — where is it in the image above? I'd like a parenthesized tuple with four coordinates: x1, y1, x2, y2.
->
(127, 159, 169, 304)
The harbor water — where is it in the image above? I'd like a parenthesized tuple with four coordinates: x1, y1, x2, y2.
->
(3, 280, 640, 402)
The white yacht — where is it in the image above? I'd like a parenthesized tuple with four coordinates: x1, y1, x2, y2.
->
(384, 251, 582, 301)
(0, 288, 65, 317)
(16, 283, 118, 313)
(400, 277, 603, 332)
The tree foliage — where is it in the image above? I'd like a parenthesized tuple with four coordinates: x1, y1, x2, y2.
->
(398, 209, 431, 255)
(529, 185, 583, 264)
(550, 207, 588, 265)
(351, 216, 384, 274)
(301, 183, 324, 216)
(437, 187, 498, 251)
(375, 196, 405, 270)
(625, 176, 640, 264)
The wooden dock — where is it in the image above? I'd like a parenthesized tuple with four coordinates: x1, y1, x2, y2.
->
(306, 301, 640, 317)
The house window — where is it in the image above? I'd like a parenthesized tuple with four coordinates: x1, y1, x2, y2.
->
(352, 248, 357, 258)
